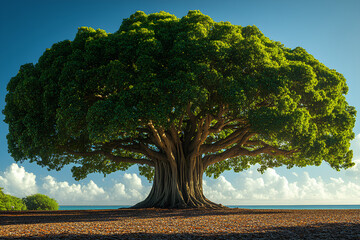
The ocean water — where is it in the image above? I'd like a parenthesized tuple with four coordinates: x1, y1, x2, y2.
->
(59, 205, 360, 210)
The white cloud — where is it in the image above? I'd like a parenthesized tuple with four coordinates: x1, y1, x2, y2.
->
(42, 176, 108, 205)
(112, 173, 150, 202)
(112, 183, 126, 198)
(124, 173, 143, 190)
(0, 163, 38, 197)
(203, 165, 360, 205)
(242, 168, 300, 200)
(1, 162, 360, 206)
(345, 159, 360, 180)
(42, 173, 151, 205)
(203, 176, 242, 202)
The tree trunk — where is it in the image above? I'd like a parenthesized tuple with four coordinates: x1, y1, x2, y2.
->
(132, 152, 223, 209)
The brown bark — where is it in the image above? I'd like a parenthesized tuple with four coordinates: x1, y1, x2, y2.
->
(132, 143, 222, 209)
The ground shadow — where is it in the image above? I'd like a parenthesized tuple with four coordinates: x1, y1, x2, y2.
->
(0, 208, 286, 226)
(1, 222, 359, 239)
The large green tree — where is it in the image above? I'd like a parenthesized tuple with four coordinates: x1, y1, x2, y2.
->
(3, 11, 356, 208)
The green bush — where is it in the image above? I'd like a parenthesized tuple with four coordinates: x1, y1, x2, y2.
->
(23, 193, 59, 210)
(0, 188, 27, 211)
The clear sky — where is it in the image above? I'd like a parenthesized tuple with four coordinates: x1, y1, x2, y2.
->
(0, 0, 359, 205)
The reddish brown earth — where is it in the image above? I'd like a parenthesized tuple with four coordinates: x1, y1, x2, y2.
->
(0, 208, 359, 239)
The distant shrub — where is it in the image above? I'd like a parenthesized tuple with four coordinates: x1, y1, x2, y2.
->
(0, 187, 27, 211)
(23, 194, 59, 210)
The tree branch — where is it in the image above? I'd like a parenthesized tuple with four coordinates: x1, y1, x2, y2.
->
(188, 117, 206, 153)
(62, 148, 155, 167)
(114, 142, 167, 162)
(103, 152, 155, 166)
(148, 121, 166, 150)
(147, 121, 177, 164)
(200, 127, 251, 155)
(169, 123, 180, 145)
(184, 102, 198, 145)
(199, 115, 212, 146)
(203, 140, 296, 168)
(159, 127, 178, 164)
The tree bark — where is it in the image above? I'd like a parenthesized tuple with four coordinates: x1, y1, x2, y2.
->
(132, 144, 223, 209)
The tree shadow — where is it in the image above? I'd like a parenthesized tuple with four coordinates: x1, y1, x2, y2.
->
(0, 208, 284, 226)
(1, 222, 359, 239)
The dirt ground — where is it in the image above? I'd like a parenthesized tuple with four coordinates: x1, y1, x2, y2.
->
(1, 208, 359, 239)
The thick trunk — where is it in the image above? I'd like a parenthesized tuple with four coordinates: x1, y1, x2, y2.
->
(132, 150, 223, 208)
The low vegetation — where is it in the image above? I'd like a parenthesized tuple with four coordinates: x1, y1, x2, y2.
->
(23, 193, 59, 210)
(0, 187, 58, 211)
(0, 188, 27, 211)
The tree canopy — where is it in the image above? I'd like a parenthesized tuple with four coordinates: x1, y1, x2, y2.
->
(23, 194, 59, 210)
(3, 10, 356, 208)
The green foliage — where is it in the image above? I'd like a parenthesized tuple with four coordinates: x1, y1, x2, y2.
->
(3, 10, 356, 181)
(0, 187, 27, 211)
(23, 194, 59, 210)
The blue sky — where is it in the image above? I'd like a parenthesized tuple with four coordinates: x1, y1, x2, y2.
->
(0, 0, 359, 205)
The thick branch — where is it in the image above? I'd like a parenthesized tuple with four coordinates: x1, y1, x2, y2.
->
(148, 121, 166, 150)
(169, 123, 181, 145)
(114, 143, 167, 162)
(187, 116, 212, 160)
(200, 127, 251, 155)
(184, 102, 198, 145)
(199, 115, 212, 145)
(103, 152, 155, 166)
(148, 121, 176, 164)
(189, 117, 206, 152)
(158, 127, 177, 163)
(203, 141, 296, 168)
(63, 148, 155, 167)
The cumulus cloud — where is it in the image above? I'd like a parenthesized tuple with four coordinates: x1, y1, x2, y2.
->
(345, 159, 360, 181)
(111, 173, 150, 204)
(42, 173, 151, 205)
(112, 183, 126, 198)
(203, 176, 242, 202)
(42, 176, 108, 205)
(243, 168, 300, 200)
(203, 165, 360, 205)
(0, 163, 38, 197)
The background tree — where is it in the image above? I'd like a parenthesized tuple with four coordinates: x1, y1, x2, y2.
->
(0, 187, 27, 211)
(3, 11, 356, 208)
(23, 194, 59, 210)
